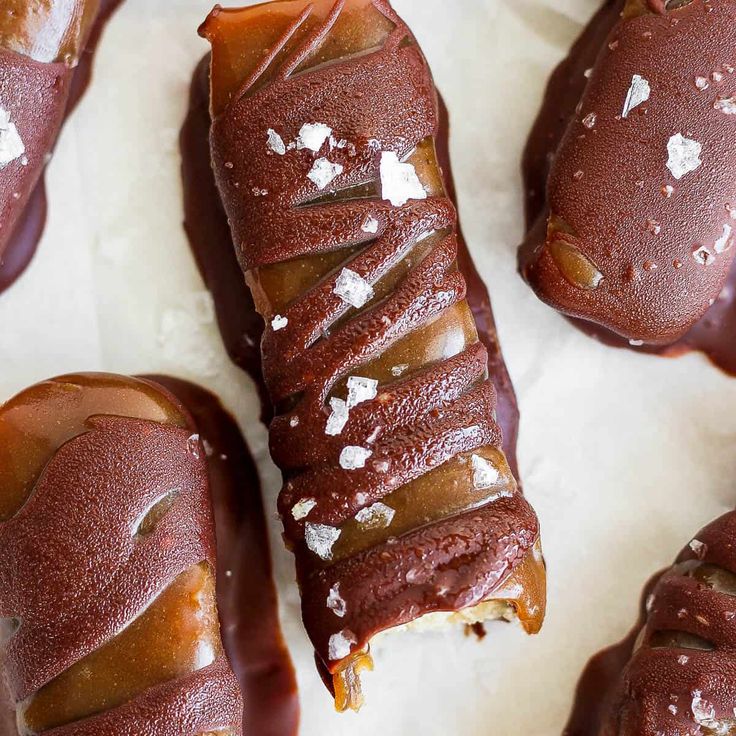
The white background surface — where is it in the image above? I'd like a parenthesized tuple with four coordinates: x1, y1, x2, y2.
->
(1, 1, 736, 734)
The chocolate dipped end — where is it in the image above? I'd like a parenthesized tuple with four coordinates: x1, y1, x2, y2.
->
(523, 0, 736, 346)
(0, 374, 242, 735)
(202, 0, 545, 710)
(0, 0, 107, 286)
(568, 510, 736, 736)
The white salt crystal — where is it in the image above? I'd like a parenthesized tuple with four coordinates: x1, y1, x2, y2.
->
(582, 112, 597, 129)
(334, 268, 374, 308)
(471, 454, 500, 489)
(328, 629, 356, 660)
(622, 74, 651, 118)
(692, 691, 716, 725)
(379, 151, 427, 207)
(339, 446, 372, 470)
(715, 96, 736, 115)
(289, 416, 300, 428)
(307, 157, 343, 189)
(678, 655, 689, 665)
(305, 522, 341, 560)
(0, 107, 25, 168)
(327, 583, 347, 617)
(297, 122, 332, 152)
(689, 539, 707, 557)
(391, 364, 409, 377)
(715, 224, 733, 254)
(326, 397, 349, 436)
(292, 498, 317, 521)
(361, 215, 379, 234)
(695, 76, 709, 91)
(271, 314, 288, 331)
(693, 245, 715, 266)
(346, 376, 378, 408)
(355, 502, 395, 529)
(266, 128, 287, 155)
(667, 134, 702, 179)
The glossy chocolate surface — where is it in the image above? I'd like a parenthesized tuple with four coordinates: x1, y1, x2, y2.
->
(0, 0, 122, 294)
(521, 0, 736, 358)
(565, 510, 736, 735)
(0, 374, 242, 735)
(201, 0, 545, 707)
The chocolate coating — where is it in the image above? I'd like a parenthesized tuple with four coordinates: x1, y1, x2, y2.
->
(522, 0, 736, 346)
(566, 510, 736, 736)
(203, 0, 545, 690)
(0, 0, 122, 294)
(0, 374, 242, 735)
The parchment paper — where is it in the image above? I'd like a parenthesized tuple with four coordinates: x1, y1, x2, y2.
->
(1, 1, 735, 734)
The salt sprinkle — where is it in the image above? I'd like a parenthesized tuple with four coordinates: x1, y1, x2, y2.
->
(327, 583, 347, 617)
(582, 112, 597, 129)
(266, 128, 287, 155)
(271, 314, 288, 331)
(629, 339, 644, 347)
(379, 151, 427, 207)
(297, 122, 332, 152)
(663, 185, 675, 198)
(678, 655, 689, 665)
(328, 629, 356, 660)
(666, 134, 702, 180)
(695, 76, 709, 91)
(668, 705, 678, 716)
(305, 522, 341, 560)
(712, 71, 724, 83)
(714, 224, 733, 254)
(584, 68, 593, 79)
(622, 74, 651, 118)
(334, 268, 374, 308)
(292, 498, 317, 521)
(355, 502, 395, 530)
(692, 691, 716, 726)
(326, 397, 349, 436)
(289, 416, 300, 428)
(714, 96, 736, 115)
(307, 157, 343, 190)
(0, 107, 25, 168)
(693, 245, 715, 266)
(339, 446, 372, 470)
(346, 376, 378, 408)
(471, 454, 500, 489)
(689, 538, 707, 557)
(361, 215, 380, 234)
(391, 364, 409, 377)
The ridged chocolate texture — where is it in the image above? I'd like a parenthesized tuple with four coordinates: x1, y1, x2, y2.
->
(592, 511, 736, 735)
(0, 374, 242, 735)
(205, 0, 545, 699)
(522, 0, 736, 345)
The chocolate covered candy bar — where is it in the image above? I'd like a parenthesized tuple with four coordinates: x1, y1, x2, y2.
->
(201, 0, 546, 710)
(522, 0, 736, 346)
(0, 373, 242, 735)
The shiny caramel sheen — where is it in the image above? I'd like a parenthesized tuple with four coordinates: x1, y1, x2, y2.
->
(544, 216, 603, 291)
(0, 374, 229, 735)
(0, 0, 98, 64)
(206, 3, 546, 703)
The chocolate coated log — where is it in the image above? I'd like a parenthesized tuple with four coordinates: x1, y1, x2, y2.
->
(522, 0, 736, 345)
(576, 510, 736, 735)
(0, 1, 98, 272)
(0, 374, 242, 735)
(202, 0, 546, 710)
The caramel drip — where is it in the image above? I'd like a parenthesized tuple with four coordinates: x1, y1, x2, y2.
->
(204, 0, 545, 708)
(0, 375, 241, 735)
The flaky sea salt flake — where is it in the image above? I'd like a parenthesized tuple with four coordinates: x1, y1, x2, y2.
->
(307, 157, 343, 190)
(695, 76, 710, 91)
(328, 629, 356, 660)
(361, 215, 379, 234)
(715, 224, 733, 254)
(266, 128, 287, 155)
(355, 502, 395, 530)
(667, 134, 702, 180)
(380, 151, 427, 207)
(472, 454, 500, 489)
(292, 498, 317, 521)
(305, 522, 341, 560)
(326, 398, 349, 436)
(334, 268, 374, 308)
(715, 96, 736, 115)
(297, 122, 332, 151)
(622, 74, 651, 118)
(327, 583, 347, 617)
(0, 107, 25, 167)
(692, 691, 716, 725)
(347, 376, 378, 408)
(271, 314, 288, 331)
(339, 446, 372, 470)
